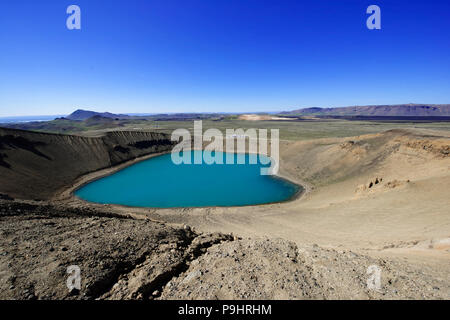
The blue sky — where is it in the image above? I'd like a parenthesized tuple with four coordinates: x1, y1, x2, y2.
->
(0, 0, 449, 116)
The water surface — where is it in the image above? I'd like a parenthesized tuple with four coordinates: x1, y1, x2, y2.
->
(0, 115, 63, 123)
(75, 151, 300, 208)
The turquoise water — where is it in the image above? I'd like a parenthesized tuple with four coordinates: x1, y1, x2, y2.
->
(75, 151, 300, 208)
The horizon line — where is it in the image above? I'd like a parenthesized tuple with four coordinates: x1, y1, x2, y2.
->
(1, 102, 450, 118)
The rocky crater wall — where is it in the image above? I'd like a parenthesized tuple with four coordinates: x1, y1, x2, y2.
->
(0, 128, 175, 200)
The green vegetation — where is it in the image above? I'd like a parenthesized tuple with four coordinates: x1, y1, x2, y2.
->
(130, 119, 450, 141)
(3, 117, 450, 140)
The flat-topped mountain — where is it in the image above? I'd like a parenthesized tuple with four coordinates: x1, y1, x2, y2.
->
(284, 104, 450, 116)
(67, 109, 130, 120)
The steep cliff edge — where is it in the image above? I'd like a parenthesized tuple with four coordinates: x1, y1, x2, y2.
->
(0, 128, 175, 200)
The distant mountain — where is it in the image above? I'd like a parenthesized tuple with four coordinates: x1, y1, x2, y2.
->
(67, 109, 130, 121)
(283, 104, 450, 116)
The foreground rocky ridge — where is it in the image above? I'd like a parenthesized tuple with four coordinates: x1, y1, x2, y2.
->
(0, 200, 447, 300)
(0, 200, 231, 300)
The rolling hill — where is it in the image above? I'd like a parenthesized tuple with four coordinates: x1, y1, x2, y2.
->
(67, 109, 130, 120)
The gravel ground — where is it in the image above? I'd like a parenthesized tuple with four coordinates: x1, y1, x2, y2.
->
(1, 200, 447, 300)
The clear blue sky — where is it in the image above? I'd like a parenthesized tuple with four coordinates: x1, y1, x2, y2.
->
(1, 0, 449, 116)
